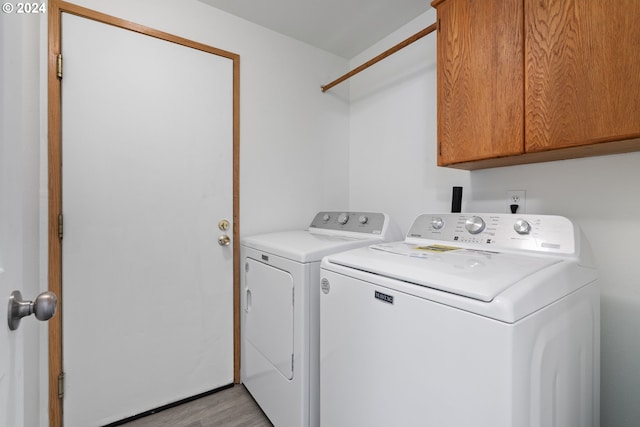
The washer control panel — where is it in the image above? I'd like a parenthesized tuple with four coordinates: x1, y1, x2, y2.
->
(406, 213, 576, 255)
(309, 211, 386, 235)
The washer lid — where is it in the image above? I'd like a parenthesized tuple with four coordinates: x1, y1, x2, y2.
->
(325, 242, 560, 302)
(241, 230, 381, 263)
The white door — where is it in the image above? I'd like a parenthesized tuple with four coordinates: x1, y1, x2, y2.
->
(61, 13, 234, 426)
(0, 125, 25, 427)
(1, 11, 43, 427)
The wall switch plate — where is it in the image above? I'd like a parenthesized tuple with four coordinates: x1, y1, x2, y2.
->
(506, 190, 526, 214)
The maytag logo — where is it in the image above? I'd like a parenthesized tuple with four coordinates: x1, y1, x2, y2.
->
(375, 290, 394, 304)
(321, 278, 330, 295)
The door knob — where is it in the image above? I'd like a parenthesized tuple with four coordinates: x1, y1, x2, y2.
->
(7, 290, 58, 331)
(218, 234, 231, 246)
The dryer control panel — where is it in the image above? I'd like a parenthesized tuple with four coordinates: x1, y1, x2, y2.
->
(309, 211, 386, 235)
(406, 213, 577, 255)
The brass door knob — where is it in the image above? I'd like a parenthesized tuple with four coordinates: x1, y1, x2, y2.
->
(218, 234, 231, 246)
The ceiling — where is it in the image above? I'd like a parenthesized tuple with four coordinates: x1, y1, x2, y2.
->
(198, 0, 432, 58)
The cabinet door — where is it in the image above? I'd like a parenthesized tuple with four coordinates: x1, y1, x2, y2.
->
(435, 0, 524, 165)
(526, 0, 640, 152)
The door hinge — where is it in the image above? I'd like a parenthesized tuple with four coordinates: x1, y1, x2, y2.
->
(56, 54, 63, 79)
(291, 354, 294, 373)
(57, 213, 63, 239)
(438, 18, 441, 32)
(58, 371, 65, 399)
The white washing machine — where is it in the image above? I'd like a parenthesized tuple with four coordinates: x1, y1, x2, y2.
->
(241, 211, 401, 427)
(320, 213, 600, 427)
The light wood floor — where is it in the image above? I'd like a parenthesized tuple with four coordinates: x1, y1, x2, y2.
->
(119, 385, 273, 427)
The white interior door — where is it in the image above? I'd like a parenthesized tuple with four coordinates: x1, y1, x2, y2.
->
(1, 11, 41, 427)
(61, 13, 234, 426)
(0, 131, 25, 427)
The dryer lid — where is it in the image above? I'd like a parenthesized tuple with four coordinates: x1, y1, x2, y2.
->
(324, 242, 560, 302)
(241, 230, 378, 263)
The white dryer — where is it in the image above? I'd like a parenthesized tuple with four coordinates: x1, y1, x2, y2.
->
(241, 211, 401, 427)
(320, 213, 600, 427)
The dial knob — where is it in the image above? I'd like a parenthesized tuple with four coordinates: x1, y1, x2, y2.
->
(431, 217, 444, 230)
(322, 213, 331, 222)
(337, 213, 349, 225)
(358, 215, 369, 224)
(514, 219, 531, 235)
(465, 216, 486, 234)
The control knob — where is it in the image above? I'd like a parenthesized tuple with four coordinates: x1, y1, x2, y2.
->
(431, 217, 444, 230)
(514, 219, 531, 235)
(322, 213, 331, 222)
(465, 216, 486, 234)
(358, 215, 369, 224)
(337, 213, 349, 225)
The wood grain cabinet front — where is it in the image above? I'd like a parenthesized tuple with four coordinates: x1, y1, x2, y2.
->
(432, 0, 640, 170)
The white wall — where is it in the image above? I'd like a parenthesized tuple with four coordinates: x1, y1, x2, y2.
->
(349, 8, 640, 427)
(66, 0, 352, 236)
(470, 155, 640, 427)
(348, 9, 470, 233)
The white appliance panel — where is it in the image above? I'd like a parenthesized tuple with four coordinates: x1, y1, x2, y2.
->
(242, 248, 311, 427)
(242, 231, 374, 263)
(328, 242, 559, 302)
(320, 269, 512, 426)
(406, 213, 579, 255)
(241, 211, 401, 427)
(320, 269, 600, 427)
(241, 246, 320, 427)
(320, 213, 599, 427)
(245, 258, 294, 379)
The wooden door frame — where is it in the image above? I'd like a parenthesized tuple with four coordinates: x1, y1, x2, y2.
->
(47, 1, 240, 425)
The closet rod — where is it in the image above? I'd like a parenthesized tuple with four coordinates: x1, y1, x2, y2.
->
(321, 22, 437, 93)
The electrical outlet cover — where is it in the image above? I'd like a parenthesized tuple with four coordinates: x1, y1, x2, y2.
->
(506, 190, 526, 214)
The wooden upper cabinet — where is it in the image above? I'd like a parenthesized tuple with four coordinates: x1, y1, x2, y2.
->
(525, 0, 640, 152)
(434, 0, 524, 166)
(433, 0, 640, 169)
